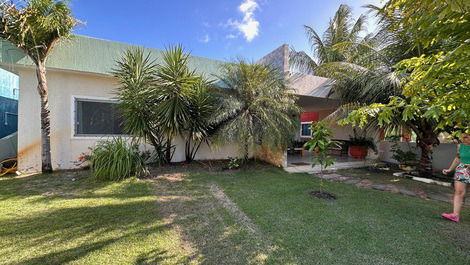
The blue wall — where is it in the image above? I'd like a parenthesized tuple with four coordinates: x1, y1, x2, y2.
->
(0, 96, 18, 138)
(0, 68, 19, 100)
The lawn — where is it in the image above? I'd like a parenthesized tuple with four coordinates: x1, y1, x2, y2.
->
(1, 164, 469, 265)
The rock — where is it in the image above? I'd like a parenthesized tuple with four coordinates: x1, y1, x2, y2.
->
(384, 185, 400, 194)
(344, 178, 362, 184)
(399, 189, 417, 197)
(393, 172, 405, 177)
(330, 176, 350, 183)
(412, 189, 428, 199)
(371, 183, 387, 191)
(356, 180, 373, 189)
(321, 173, 343, 180)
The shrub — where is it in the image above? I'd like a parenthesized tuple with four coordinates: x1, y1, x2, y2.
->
(90, 138, 148, 181)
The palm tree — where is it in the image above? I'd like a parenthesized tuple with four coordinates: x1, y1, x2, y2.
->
(290, 4, 366, 75)
(0, 0, 77, 172)
(293, 4, 441, 176)
(184, 78, 217, 162)
(113, 48, 169, 164)
(216, 60, 300, 162)
(114, 47, 217, 163)
(154, 45, 200, 162)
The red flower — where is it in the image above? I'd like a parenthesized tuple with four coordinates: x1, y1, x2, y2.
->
(78, 155, 84, 161)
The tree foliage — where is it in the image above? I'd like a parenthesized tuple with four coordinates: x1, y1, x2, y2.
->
(216, 60, 300, 161)
(382, 0, 470, 132)
(113, 46, 218, 163)
(0, 0, 77, 172)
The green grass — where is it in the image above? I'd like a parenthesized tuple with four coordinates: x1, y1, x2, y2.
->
(1, 165, 469, 264)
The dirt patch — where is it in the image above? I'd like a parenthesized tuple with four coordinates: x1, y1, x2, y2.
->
(309, 190, 337, 200)
(209, 183, 261, 236)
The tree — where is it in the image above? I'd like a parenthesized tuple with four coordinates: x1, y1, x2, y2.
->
(304, 121, 340, 178)
(216, 60, 300, 162)
(291, 3, 448, 177)
(290, 4, 367, 74)
(114, 47, 218, 163)
(113, 48, 169, 164)
(381, 0, 470, 131)
(0, 0, 77, 172)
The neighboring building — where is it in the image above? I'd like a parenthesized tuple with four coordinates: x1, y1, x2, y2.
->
(0, 68, 19, 138)
(0, 35, 352, 173)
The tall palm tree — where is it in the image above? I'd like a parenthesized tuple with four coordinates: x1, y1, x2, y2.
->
(293, 4, 441, 176)
(0, 0, 77, 172)
(290, 4, 366, 74)
(216, 60, 300, 162)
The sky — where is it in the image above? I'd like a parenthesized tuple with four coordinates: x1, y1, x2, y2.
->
(71, 0, 383, 62)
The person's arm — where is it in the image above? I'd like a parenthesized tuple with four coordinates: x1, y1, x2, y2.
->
(443, 144, 461, 175)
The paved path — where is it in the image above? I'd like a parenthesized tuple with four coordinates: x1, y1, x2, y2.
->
(302, 172, 470, 206)
(284, 160, 374, 174)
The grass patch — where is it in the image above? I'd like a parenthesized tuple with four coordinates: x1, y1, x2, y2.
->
(1, 165, 469, 264)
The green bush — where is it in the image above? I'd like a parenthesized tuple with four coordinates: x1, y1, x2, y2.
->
(90, 138, 148, 181)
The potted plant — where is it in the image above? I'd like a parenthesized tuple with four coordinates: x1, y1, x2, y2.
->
(348, 130, 377, 159)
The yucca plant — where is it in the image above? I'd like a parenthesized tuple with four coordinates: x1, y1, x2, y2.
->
(90, 138, 148, 181)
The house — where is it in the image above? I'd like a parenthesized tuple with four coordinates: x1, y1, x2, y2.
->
(0, 35, 354, 173)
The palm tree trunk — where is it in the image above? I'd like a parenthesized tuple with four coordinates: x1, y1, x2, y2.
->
(165, 136, 172, 163)
(36, 61, 53, 173)
(243, 140, 249, 163)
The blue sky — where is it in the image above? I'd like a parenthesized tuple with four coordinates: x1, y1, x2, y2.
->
(71, 0, 383, 61)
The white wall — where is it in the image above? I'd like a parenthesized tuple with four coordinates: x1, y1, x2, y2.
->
(17, 68, 242, 173)
(379, 141, 458, 171)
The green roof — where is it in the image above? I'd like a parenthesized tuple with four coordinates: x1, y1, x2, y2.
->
(0, 35, 225, 77)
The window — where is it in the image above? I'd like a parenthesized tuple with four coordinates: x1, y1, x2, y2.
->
(300, 122, 311, 137)
(74, 98, 125, 136)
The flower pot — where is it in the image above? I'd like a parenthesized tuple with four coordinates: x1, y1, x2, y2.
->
(349, 145, 368, 159)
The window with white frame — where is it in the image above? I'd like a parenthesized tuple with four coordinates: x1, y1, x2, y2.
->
(74, 98, 125, 136)
(300, 122, 312, 137)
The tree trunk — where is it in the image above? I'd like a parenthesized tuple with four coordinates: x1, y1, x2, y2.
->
(243, 140, 249, 163)
(165, 136, 172, 163)
(36, 62, 53, 173)
(417, 141, 433, 177)
(416, 127, 440, 178)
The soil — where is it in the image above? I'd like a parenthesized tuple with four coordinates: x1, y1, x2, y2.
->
(309, 190, 337, 200)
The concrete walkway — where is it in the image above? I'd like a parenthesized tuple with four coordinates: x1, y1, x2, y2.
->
(284, 160, 375, 174)
(302, 172, 469, 206)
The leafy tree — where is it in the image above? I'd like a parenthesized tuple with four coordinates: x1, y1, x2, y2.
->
(304, 121, 340, 178)
(381, 0, 470, 131)
(216, 60, 300, 162)
(0, 0, 77, 172)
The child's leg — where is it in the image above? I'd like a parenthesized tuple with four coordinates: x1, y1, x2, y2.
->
(453, 181, 467, 217)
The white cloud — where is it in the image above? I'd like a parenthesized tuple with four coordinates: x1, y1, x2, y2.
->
(200, 34, 210, 43)
(228, 0, 260, 42)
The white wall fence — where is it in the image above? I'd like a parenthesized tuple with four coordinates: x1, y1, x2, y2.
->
(378, 141, 457, 171)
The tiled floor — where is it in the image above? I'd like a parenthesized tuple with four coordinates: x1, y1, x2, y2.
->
(285, 153, 374, 174)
